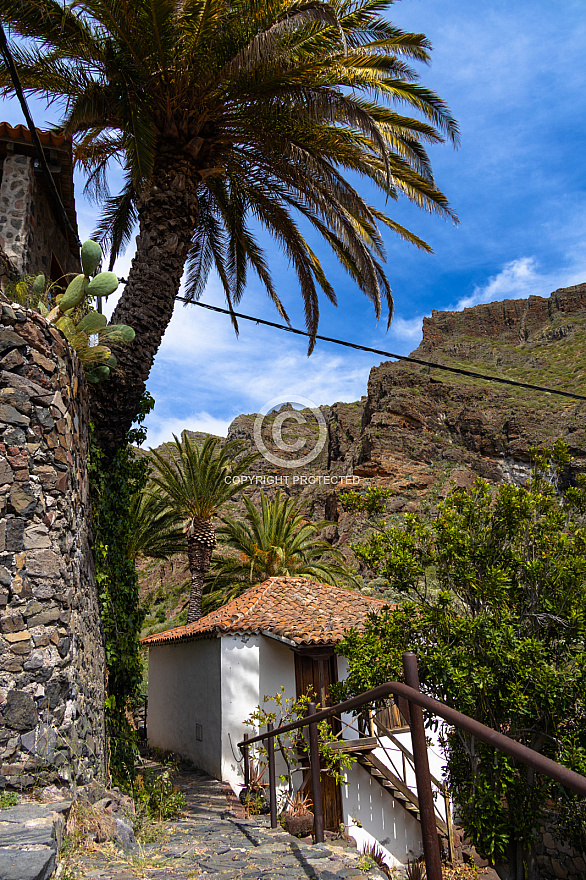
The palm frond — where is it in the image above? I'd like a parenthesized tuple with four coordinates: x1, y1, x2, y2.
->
(3, 0, 459, 349)
(92, 173, 139, 267)
(208, 490, 360, 595)
(149, 433, 259, 523)
(127, 488, 186, 560)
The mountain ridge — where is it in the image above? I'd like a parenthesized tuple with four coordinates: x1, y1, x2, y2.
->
(140, 282, 586, 635)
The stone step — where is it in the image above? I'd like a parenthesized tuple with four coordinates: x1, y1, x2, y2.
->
(0, 802, 69, 880)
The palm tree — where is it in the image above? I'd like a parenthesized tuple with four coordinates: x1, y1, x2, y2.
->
(205, 490, 359, 610)
(126, 488, 186, 561)
(149, 433, 259, 622)
(0, 0, 458, 456)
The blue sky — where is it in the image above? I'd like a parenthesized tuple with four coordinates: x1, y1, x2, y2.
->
(4, 0, 586, 446)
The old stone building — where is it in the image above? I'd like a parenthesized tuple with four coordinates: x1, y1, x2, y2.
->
(0, 122, 80, 289)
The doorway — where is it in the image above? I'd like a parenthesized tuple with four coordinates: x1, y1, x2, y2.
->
(294, 648, 343, 831)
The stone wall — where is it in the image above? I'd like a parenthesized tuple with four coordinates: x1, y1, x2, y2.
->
(29, 167, 80, 280)
(536, 813, 586, 880)
(0, 295, 105, 789)
(0, 155, 33, 277)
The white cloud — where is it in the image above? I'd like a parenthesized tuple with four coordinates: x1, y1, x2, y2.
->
(144, 413, 233, 449)
(455, 257, 544, 310)
(454, 252, 586, 313)
(388, 315, 425, 343)
(142, 289, 375, 440)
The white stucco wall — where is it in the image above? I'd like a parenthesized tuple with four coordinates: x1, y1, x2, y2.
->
(220, 634, 261, 790)
(258, 636, 297, 709)
(343, 759, 422, 867)
(259, 635, 301, 800)
(147, 639, 222, 777)
(220, 633, 299, 795)
(341, 726, 449, 867)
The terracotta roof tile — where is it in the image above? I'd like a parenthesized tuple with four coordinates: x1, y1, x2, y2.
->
(0, 122, 69, 149)
(142, 577, 391, 647)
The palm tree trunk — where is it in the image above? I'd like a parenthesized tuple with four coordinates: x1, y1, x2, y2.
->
(186, 533, 215, 623)
(90, 145, 200, 459)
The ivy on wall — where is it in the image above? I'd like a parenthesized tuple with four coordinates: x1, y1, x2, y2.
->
(89, 393, 154, 785)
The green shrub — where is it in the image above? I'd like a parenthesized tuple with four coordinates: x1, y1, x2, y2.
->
(0, 792, 17, 809)
(133, 768, 186, 822)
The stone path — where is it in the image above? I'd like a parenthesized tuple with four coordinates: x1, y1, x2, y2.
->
(59, 767, 392, 880)
(0, 801, 67, 880)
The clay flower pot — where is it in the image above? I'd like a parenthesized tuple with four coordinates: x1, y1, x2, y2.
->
(284, 812, 315, 837)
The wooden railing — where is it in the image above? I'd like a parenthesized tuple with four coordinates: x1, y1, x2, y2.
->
(238, 652, 586, 880)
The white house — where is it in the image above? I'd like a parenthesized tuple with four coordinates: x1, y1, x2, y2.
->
(143, 576, 449, 868)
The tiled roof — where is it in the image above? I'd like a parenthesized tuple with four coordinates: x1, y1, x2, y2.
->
(0, 122, 70, 150)
(0, 122, 79, 254)
(141, 577, 391, 647)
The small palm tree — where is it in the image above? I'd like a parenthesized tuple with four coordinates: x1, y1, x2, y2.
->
(149, 433, 259, 622)
(206, 491, 359, 610)
(126, 488, 186, 562)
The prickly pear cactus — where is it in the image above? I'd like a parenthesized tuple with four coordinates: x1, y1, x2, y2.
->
(31, 241, 135, 384)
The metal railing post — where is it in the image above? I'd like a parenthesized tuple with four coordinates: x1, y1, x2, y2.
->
(242, 732, 250, 788)
(267, 722, 278, 829)
(403, 652, 443, 880)
(308, 702, 325, 843)
(444, 783, 456, 863)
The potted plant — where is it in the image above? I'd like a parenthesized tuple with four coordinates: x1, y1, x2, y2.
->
(238, 759, 270, 815)
(283, 790, 314, 837)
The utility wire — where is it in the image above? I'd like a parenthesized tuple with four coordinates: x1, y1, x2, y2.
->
(3, 19, 574, 407)
(1, 19, 580, 406)
(178, 298, 586, 403)
(0, 23, 81, 250)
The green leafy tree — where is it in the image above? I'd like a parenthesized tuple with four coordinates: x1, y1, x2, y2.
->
(339, 485, 394, 517)
(334, 442, 586, 880)
(0, 0, 458, 456)
(205, 490, 359, 611)
(149, 433, 259, 623)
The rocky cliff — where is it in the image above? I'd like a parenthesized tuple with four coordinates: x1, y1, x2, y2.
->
(355, 282, 586, 487)
(223, 282, 586, 521)
(140, 282, 586, 632)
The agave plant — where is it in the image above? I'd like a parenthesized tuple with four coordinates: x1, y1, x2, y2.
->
(284, 790, 313, 818)
(24, 240, 135, 383)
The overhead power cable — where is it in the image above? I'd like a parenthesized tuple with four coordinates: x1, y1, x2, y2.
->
(1, 25, 580, 406)
(178, 298, 586, 403)
(0, 23, 81, 250)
